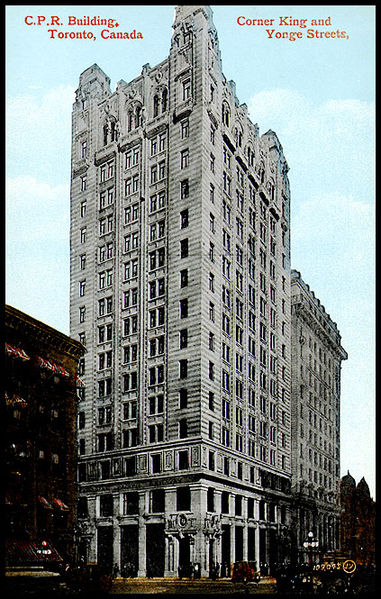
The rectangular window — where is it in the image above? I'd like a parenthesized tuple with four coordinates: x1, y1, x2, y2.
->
(180, 179, 189, 199)
(180, 239, 189, 258)
(180, 149, 189, 169)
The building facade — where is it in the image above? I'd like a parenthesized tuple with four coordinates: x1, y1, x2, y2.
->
(339, 473, 376, 567)
(70, 5, 293, 577)
(4, 305, 84, 566)
(290, 270, 347, 563)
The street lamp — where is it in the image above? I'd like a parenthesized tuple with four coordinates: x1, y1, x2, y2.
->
(303, 531, 319, 566)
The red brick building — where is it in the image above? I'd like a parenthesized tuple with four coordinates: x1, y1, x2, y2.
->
(339, 472, 375, 566)
(4, 305, 84, 567)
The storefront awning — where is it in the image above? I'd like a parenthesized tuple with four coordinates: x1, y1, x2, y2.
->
(5, 392, 28, 407)
(5, 539, 63, 564)
(38, 496, 53, 510)
(52, 498, 69, 511)
(5, 343, 30, 361)
(36, 355, 70, 377)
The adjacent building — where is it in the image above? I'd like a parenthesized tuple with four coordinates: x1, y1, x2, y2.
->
(4, 305, 84, 567)
(290, 270, 348, 562)
(70, 5, 293, 577)
(339, 473, 376, 567)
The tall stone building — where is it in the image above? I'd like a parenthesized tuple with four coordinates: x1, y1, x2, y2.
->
(290, 270, 347, 563)
(70, 5, 292, 577)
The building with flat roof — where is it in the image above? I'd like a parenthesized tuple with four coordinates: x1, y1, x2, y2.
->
(4, 305, 84, 567)
(70, 5, 293, 577)
(290, 270, 347, 563)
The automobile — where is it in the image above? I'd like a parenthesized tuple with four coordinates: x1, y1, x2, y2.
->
(62, 562, 112, 595)
(231, 561, 261, 583)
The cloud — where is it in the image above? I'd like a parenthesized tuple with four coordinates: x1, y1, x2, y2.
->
(247, 89, 375, 198)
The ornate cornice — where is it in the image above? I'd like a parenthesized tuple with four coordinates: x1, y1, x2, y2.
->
(5, 305, 84, 361)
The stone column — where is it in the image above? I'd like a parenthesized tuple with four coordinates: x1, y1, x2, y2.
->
(164, 488, 177, 576)
(230, 522, 236, 564)
(242, 497, 248, 561)
(137, 491, 147, 577)
(87, 495, 97, 563)
(113, 512, 121, 574)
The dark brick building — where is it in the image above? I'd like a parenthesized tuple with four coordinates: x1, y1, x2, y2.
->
(339, 472, 375, 566)
(4, 305, 84, 567)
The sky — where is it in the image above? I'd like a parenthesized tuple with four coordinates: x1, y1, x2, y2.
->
(6, 5, 375, 496)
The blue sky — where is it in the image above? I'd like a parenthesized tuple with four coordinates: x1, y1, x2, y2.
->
(6, 5, 375, 495)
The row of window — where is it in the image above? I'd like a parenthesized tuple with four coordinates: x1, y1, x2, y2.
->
(79, 486, 283, 522)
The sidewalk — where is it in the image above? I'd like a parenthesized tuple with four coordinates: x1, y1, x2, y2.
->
(111, 576, 277, 595)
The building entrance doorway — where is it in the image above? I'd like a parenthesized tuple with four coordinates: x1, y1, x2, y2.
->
(97, 526, 113, 574)
(178, 536, 191, 577)
(221, 524, 231, 577)
(146, 524, 165, 577)
(121, 525, 138, 577)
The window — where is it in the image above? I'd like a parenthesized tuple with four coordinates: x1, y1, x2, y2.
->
(179, 388, 188, 409)
(150, 489, 165, 514)
(180, 239, 189, 258)
(125, 203, 139, 224)
(123, 492, 139, 515)
(99, 494, 113, 517)
(179, 329, 188, 349)
(180, 149, 189, 169)
(178, 270, 188, 290)
(207, 488, 215, 512)
(177, 486, 191, 511)
(180, 209, 189, 229)
(209, 361, 214, 380)
(182, 78, 191, 101)
(221, 491, 229, 514)
(180, 179, 189, 199)
(123, 372, 137, 392)
(179, 419, 188, 439)
(79, 306, 86, 323)
(180, 299, 188, 319)
(209, 302, 215, 322)
(79, 280, 86, 297)
(181, 119, 189, 138)
(80, 227, 86, 243)
(148, 424, 164, 443)
(235, 495, 242, 516)
(179, 359, 188, 379)
(178, 450, 189, 470)
(81, 140, 87, 159)
(209, 332, 214, 351)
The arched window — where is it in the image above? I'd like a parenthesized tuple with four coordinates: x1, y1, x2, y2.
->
(222, 102, 230, 127)
(103, 123, 108, 146)
(161, 88, 168, 113)
(153, 95, 159, 118)
(110, 119, 117, 142)
(128, 110, 133, 132)
(135, 105, 142, 128)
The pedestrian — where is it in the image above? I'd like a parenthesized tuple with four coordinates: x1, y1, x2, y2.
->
(113, 562, 119, 578)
